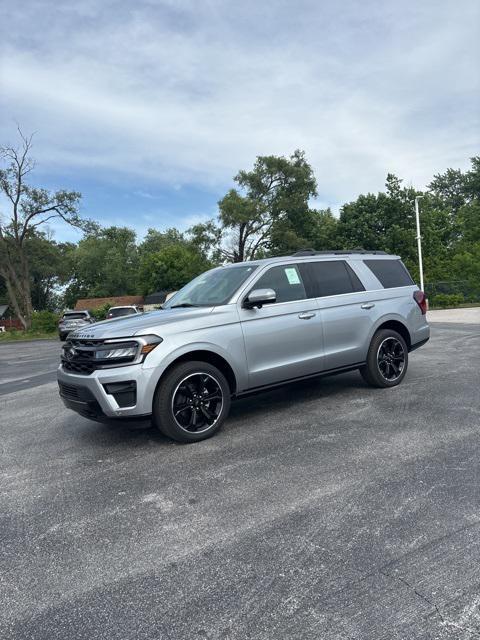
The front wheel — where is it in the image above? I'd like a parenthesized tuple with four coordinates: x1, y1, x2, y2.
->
(153, 361, 231, 443)
(360, 329, 408, 388)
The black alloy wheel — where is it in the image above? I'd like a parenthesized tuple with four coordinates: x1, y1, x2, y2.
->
(171, 372, 224, 433)
(153, 360, 231, 443)
(376, 336, 406, 382)
(360, 328, 409, 388)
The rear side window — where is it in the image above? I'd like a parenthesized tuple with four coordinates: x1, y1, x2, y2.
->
(300, 261, 365, 298)
(251, 264, 307, 303)
(364, 259, 414, 288)
(108, 308, 137, 318)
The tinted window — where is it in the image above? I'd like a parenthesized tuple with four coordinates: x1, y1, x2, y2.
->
(301, 261, 365, 297)
(108, 308, 137, 318)
(251, 265, 306, 303)
(62, 313, 88, 320)
(364, 260, 414, 288)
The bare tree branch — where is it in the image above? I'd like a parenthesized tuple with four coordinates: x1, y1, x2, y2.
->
(0, 127, 82, 328)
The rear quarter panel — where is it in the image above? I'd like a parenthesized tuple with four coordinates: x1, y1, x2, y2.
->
(363, 286, 429, 348)
(348, 258, 429, 350)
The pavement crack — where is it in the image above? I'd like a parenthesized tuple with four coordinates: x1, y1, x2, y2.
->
(380, 570, 480, 637)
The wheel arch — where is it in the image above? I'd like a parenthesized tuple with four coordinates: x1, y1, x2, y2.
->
(373, 318, 412, 349)
(156, 349, 238, 395)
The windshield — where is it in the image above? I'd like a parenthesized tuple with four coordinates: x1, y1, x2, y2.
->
(164, 265, 258, 308)
(62, 313, 88, 320)
(107, 308, 138, 318)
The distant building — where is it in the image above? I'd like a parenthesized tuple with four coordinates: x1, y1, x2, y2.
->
(74, 295, 144, 311)
(0, 304, 23, 330)
(143, 291, 175, 311)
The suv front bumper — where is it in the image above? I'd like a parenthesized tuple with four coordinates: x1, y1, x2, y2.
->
(57, 363, 159, 420)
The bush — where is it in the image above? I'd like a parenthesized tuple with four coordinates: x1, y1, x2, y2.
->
(430, 293, 465, 309)
(90, 303, 111, 321)
(30, 310, 59, 333)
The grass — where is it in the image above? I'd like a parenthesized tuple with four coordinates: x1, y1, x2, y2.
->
(429, 302, 480, 310)
(0, 330, 58, 342)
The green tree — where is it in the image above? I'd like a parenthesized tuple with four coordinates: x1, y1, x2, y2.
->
(427, 157, 479, 246)
(430, 157, 480, 296)
(138, 244, 210, 294)
(337, 174, 456, 283)
(63, 226, 138, 307)
(27, 234, 75, 310)
(270, 207, 340, 254)
(218, 150, 317, 261)
(186, 221, 223, 262)
(0, 129, 85, 328)
(310, 209, 340, 251)
(138, 227, 185, 256)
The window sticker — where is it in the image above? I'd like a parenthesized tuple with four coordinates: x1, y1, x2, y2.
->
(284, 267, 301, 285)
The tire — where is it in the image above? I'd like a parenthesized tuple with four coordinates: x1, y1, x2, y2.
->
(59, 333, 67, 341)
(153, 361, 231, 443)
(360, 329, 408, 388)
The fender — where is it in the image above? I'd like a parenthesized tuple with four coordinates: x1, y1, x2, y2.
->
(143, 340, 248, 396)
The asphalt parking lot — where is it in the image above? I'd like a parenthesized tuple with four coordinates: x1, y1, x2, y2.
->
(1, 323, 479, 640)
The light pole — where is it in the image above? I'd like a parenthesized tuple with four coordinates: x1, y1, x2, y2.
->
(414, 195, 424, 291)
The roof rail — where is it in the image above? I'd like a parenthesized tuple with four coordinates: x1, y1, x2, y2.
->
(291, 249, 388, 256)
(291, 248, 317, 256)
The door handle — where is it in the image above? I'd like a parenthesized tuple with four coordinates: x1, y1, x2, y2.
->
(361, 303, 375, 310)
(298, 312, 316, 320)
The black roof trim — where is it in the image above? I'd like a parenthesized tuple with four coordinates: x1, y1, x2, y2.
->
(291, 249, 389, 257)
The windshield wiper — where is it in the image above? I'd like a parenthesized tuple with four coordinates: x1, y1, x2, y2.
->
(170, 303, 201, 309)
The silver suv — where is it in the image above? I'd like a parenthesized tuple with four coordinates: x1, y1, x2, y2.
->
(58, 310, 95, 341)
(58, 251, 429, 442)
(106, 305, 142, 319)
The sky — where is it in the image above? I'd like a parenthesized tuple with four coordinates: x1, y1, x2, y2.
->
(1, 0, 479, 242)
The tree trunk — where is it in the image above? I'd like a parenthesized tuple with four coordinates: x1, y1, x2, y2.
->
(0, 244, 32, 329)
(0, 269, 28, 329)
(19, 250, 33, 328)
(236, 223, 247, 262)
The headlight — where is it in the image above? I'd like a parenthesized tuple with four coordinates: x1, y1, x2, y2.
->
(62, 334, 163, 372)
(95, 343, 138, 360)
(95, 335, 162, 366)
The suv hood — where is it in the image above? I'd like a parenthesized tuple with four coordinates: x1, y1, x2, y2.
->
(70, 307, 215, 340)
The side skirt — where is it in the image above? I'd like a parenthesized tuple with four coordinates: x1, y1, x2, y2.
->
(409, 337, 430, 352)
(234, 362, 365, 399)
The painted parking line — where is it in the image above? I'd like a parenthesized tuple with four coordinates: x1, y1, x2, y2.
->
(0, 369, 59, 386)
(0, 370, 59, 396)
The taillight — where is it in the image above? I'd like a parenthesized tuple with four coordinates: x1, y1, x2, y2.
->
(413, 290, 428, 315)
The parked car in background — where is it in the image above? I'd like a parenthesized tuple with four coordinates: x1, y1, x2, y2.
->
(58, 250, 429, 443)
(106, 305, 142, 319)
(58, 310, 95, 341)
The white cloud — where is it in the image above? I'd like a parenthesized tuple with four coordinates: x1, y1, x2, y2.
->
(182, 212, 216, 229)
(0, 0, 479, 214)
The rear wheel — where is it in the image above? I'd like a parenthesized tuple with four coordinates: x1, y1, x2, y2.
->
(360, 329, 408, 388)
(153, 361, 231, 443)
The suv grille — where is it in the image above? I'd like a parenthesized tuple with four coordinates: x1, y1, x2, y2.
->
(60, 338, 140, 375)
(62, 360, 96, 375)
(70, 339, 101, 348)
(61, 339, 103, 376)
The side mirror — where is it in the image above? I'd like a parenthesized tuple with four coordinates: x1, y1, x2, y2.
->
(244, 288, 276, 309)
